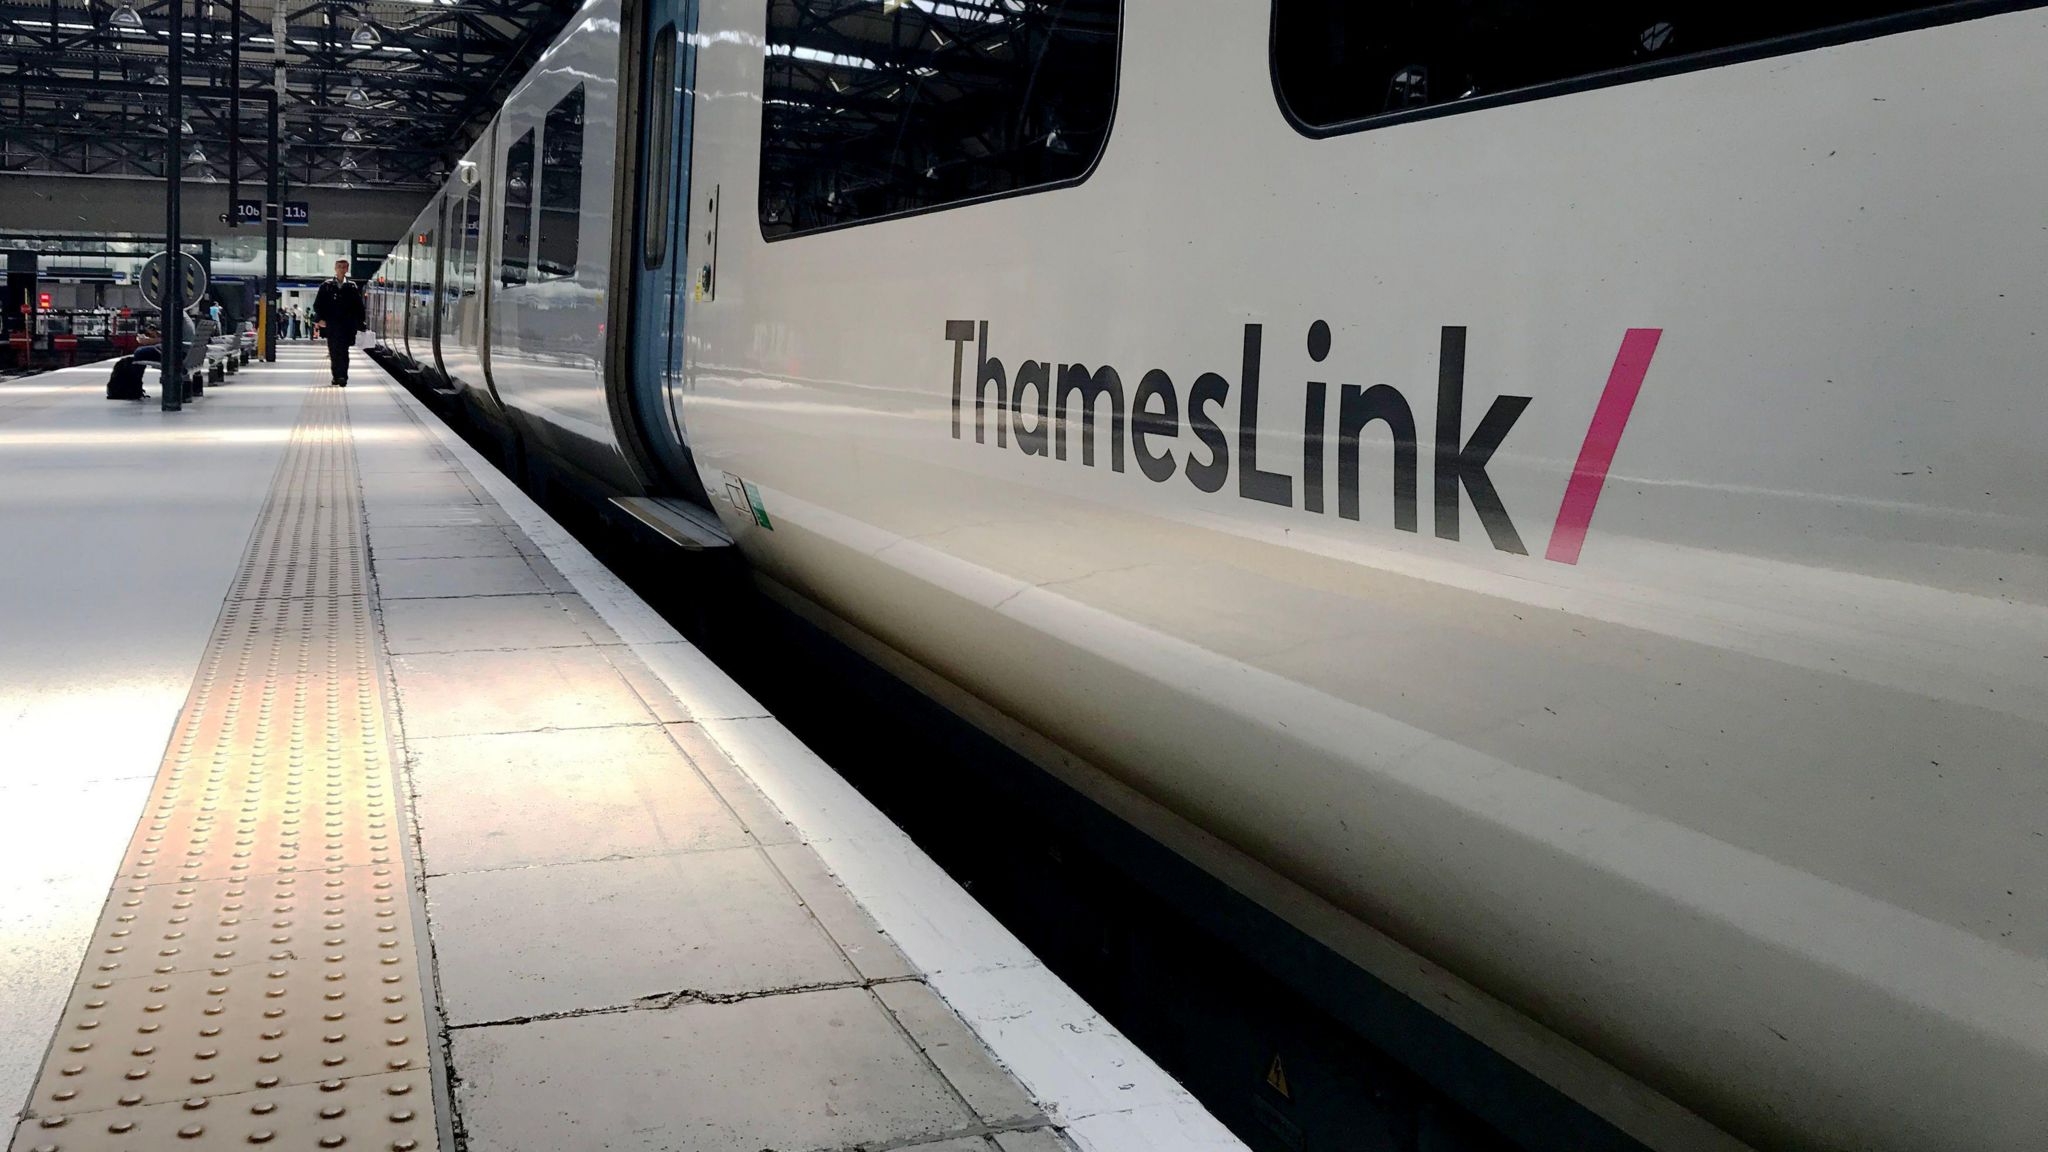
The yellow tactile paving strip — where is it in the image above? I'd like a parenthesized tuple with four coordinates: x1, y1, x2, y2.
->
(10, 387, 440, 1152)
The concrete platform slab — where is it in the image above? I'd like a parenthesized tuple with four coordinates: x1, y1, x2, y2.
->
(451, 988, 974, 1152)
(367, 524, 523, 560)
(406, 725, 753, 874)
(762, 840, 918, 983)
(365, 503, 507, 529)
(426, 847, 857, 1025)
(387, 646, 653, 737)
(664, 721, 801, 846)
(876, 980, 1046, 1129)
(378, 592, 593, 654)
(359, 471, 484, 505)
(376, 554, 549, 599)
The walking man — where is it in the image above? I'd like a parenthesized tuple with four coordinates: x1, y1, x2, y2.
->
(312, 260, 366, 387)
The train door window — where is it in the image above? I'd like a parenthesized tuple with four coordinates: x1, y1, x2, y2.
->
(1272, 0, 1998, 135)
(537, 86, 585, 279)
(460, 185, 481, 297)
(644, 26, 677, 270)
(500, 128, 535, 285)
(757, 0, 1121, 240)
(450, 186, 477, 342)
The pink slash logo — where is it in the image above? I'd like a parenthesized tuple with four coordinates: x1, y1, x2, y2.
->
(1545, 328, 1663, 565)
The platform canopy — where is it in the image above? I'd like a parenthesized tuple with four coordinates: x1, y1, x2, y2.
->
(0, 0, 577, 191)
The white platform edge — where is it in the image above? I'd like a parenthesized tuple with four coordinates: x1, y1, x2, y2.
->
(371, 377, 1246, 1151)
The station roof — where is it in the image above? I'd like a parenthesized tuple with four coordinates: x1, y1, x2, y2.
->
(0, 0, 577, 192)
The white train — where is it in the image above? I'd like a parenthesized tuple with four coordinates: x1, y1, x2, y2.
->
(369, 2, 2048, 1148)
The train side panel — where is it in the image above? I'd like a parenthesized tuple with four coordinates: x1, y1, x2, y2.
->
(481, 0, 636, 492)
(670, 2, 2048, 1150)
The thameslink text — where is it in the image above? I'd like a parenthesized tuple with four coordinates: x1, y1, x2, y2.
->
(943, 320, 1533, 554)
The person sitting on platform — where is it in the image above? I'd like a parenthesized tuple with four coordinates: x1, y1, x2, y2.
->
(131, 311, 195, 368)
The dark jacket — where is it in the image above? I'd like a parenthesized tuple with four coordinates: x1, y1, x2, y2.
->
(313, 277, 366, 338)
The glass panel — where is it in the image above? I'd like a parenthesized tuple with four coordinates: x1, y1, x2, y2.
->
(644, 25, 678, 270)
(410, 227, 434, 342)
(501, 128, 535, 285)
(757, 0, 1119, 239)
(1273, 0, 1963, 131)
(537, 86, 585, 278)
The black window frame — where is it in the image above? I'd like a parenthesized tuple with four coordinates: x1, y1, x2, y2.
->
(756, 0, 1126, 243)
(1269, 0, 2043, 139)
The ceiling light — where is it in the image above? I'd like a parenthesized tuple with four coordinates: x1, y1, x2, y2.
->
(187, 144, 206, 164)
(339, 153, 359, 171)
(340, 124, 363, 143)
(345, 82, 370, 106)
(146, 66, 168, 86)
(350, 22, 379, 47)
(110, 3, 145, 31)
(180, 117, 193, 133)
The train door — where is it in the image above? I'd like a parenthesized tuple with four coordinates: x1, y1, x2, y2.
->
(624, 0, 712, 505)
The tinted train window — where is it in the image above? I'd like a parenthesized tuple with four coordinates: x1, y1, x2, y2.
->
(410, 228, 434, 340)
(757, 0, 1120, 239)
(644, 27, 676, 269)
(459, 187, 481, 299)
(537, 86, 585, 278)
(1273, 1, 1981, 134)
(500, 129, 534, 285)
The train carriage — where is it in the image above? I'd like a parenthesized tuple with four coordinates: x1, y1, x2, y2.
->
(368, 3, 2048, 1149)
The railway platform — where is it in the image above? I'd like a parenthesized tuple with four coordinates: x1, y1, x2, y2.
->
(0, 350, 1240, 1152)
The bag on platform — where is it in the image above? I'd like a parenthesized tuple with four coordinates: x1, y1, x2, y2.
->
(106, 356, 148, 401)
(353, 330, 375, 350)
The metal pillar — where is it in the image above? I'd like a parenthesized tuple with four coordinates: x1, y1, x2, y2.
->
(266, 111, 280, 360)
(228, 0, 241, 221)
(163, 0, 185, 411)
(270, 0, 287, 359)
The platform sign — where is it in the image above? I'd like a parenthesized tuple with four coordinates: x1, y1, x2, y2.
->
(282, 201, 310, 228)
(139, 250, 209, 311)
(232, 198, 264, 226)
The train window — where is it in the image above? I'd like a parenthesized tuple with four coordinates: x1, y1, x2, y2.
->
(500, 128, 534, 286)
(459, 186, 481, 299)
(537, 86, 585, 278)
(411, 227, 434, 340)
(1272, 1, 1994, 135)
(643, 26, 676, 270)
(757, 0, 1120, 240)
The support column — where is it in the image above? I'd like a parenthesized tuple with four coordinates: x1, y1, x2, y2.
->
(162, 0, 185, 411)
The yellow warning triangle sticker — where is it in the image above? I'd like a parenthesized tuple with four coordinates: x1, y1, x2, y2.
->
(1266, 1054, 1291, 1099)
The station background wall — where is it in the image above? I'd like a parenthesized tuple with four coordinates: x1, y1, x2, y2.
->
(0, 174, 429, 244)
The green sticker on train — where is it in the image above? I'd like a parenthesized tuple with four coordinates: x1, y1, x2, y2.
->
(722, 472, 773, 531)
(742, 480, 772, 530)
